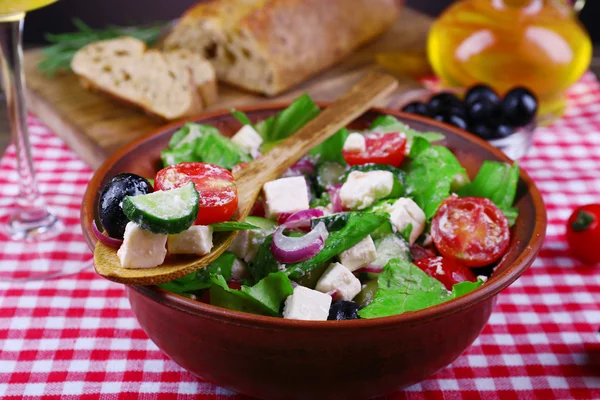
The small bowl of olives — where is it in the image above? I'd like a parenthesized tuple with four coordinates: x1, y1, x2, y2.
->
(402, 85, 538, 160)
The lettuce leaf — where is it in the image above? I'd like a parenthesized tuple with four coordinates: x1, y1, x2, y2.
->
(358, 258, 484, 319)
(405, 145, 465, 219)
(210, 221, 259, 232)
(370, 115, 445, 145)
(458, 161, 520, 225)
(257, 94, 320, 142)
(157, 251, 237, 294)
(209, 272, 293, 316)
(310, 128, 349, 165)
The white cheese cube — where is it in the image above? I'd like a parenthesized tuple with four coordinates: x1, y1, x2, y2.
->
(339, 170, 394, 210)
(117, 222, 167, 269)
(263, 176, 310, 219)
(231, 125, 263, 156)
(315, 262, 362, 301)
(389, 197, 426, 245)
(228, 229, 268, 262)
(231, 258, 250, 280)
(167, 225, 213, 255)
(283, 286, 332, 321)
(342, 132, 366, 153)
(338, 235, 377, 271)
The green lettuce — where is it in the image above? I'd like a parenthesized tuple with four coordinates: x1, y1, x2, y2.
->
(310, 128, 349, 165)
(157, 251, 237, 294)
(209, 272, 294, 316)
(370, 115, 445, 146)
(458, 161, 520, 225)
(161, 123, 251, 169)
(405, 145, 465, 219)
(210, 221, 259, 232)
(358, 258, 484, 319)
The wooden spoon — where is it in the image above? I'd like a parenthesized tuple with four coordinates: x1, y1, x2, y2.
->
(94, 72, 398, 285)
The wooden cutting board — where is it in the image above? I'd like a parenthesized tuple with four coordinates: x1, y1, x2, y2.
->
(23, 8, 432, 169)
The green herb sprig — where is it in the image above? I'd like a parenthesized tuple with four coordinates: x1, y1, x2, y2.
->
(38, 18, 165, 76)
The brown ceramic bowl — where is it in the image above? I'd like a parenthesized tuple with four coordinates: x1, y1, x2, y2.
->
(81, 104, 546, 400)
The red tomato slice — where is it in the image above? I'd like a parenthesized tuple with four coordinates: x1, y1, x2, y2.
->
(155, 162, 238, 225)
(342, 132, 407, 167)
(431, 196, 510, 267)
(414, 256, 477, 290)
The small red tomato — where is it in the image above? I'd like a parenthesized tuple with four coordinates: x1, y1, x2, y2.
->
(431, 196, 510, 267)
(410, 244, 438, 261)
(155, 162, 238, 225)
(342, 132, 407, 167)
(414, 256, 477, 290)
(566, 204, 600, 265)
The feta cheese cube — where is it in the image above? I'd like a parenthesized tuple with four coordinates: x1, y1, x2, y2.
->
(339, 170, 394, 210)
(231, 258, 250, 280)
(228, 229, 268, 262)
(263, 176, 310, 219)
(283, 286, 332, 321)
(342, 132, 366, 153)
(389, 198, 426, 245)
(117, 222, 167, 269)
(338, 235, 377, 271)
(167, 225, 213, 255)
(315, 262, 362, 301)
(231, 125, 263, 156)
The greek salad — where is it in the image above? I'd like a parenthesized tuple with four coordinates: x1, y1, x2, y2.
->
(95, 94, 520, 321)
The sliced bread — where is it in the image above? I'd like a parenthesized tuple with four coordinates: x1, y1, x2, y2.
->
(71, 37, 217, 120)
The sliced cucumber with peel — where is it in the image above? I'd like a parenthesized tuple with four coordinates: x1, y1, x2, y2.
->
(122, 182, 199, 234)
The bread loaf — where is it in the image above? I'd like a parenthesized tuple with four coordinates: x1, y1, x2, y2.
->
(71, 37, 217, 120)
(165, 0, 400, 96)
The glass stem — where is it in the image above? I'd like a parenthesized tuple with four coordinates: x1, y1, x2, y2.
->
(0, 17, 47, 220)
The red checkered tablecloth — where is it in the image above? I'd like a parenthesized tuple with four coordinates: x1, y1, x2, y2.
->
(0, 74, 599, 400)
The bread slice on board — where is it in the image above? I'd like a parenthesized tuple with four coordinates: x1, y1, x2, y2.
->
(164, 0, 401, 96)
(71, 37, 217, 121)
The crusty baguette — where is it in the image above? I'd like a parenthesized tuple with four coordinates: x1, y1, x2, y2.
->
(164, 0, 400, 96)
(71, 37, 217, 120)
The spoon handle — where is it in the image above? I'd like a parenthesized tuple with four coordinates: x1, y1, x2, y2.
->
(234, 72, 398, 216)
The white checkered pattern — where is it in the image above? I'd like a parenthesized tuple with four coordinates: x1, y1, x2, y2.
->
(0, 74, 599, 399)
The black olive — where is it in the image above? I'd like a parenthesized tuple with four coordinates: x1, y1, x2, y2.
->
(401, 101, 429, 116)
(433, 112, 468, 131)
(492, 124, 514, 139)
(98, 173, 153, 239)
(427, 93, 463, 116)
(328, 300, 360, 320)
(469, 123, 495, 140)
(464, 84, 501, 108)
(502, 87, 538, 127)
(466, 98, 502, 126)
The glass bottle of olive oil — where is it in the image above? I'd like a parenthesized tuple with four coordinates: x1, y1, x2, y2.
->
(427, 0, 592, 118)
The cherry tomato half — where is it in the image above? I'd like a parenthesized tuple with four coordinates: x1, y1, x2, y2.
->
(155, 162, 238, 225)
(431, 196, 510, 267)
(342, 132, 407, 167)
(566, 204, 600, 265)
(414, 256, 477, 290)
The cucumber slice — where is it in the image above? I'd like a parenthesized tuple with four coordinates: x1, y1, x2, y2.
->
(372, 233, 411, 267)
(122, 182, 199, 234)
(316, 162, 346, 191)
(370, 220, 394, 240)
(245, 216, 277, 231)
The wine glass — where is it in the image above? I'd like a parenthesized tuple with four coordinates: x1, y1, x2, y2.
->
(0, 0, 63, 242)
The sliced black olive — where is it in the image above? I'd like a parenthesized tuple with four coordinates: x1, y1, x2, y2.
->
(502, 87, 538, 127)
(328, 300, 360, 320)
(98, 173, 153, 239)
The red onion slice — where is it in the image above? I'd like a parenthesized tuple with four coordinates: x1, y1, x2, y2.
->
(328, 184, 343, 213)
(283, 159, 315, 177)
(279, 208, 325, 230)
(271, 222, 328, 264)
(92, 220, 123, 249)
(355, 265, 384, 274)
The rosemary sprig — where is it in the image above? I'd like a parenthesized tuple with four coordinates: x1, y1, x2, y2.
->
(37, 18, 166, 76)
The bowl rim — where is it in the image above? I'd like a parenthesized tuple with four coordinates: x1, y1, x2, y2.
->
(82, 102, 547, 329)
